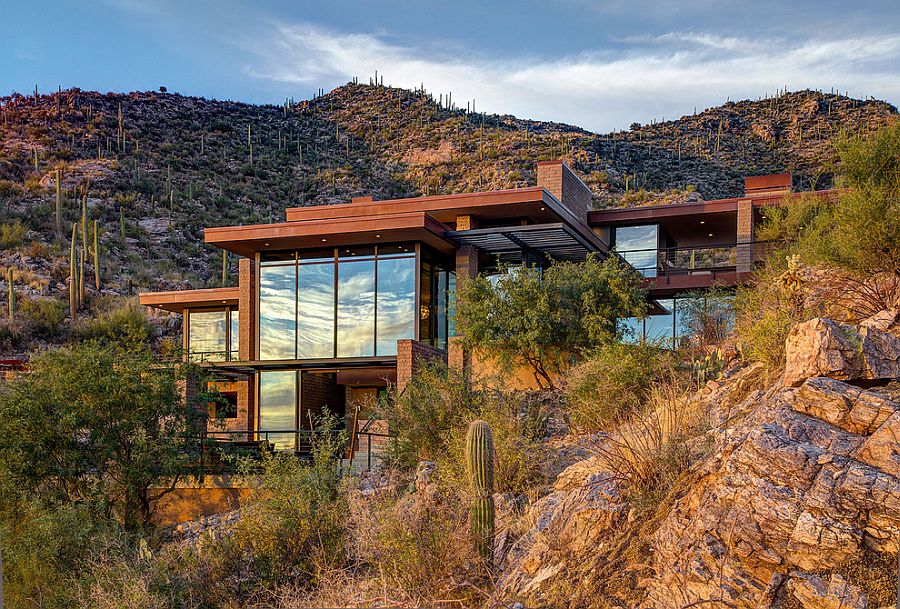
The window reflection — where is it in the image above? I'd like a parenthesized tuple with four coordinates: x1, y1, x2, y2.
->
(337, 258, 376, 357)
(376, 256, 416, 355)
(298, 262, 335, 358)
(259, 264, 297, 360)
(230, 310, 239, 360)
(189, 310, 227, 361)
(258, 371, 296, 451)
(614, 225, 659, 278)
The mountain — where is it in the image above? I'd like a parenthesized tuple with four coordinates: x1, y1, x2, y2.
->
(0, 83, 896, 353)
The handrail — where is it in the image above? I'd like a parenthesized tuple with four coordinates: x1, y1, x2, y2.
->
(346, 405, 361, 460)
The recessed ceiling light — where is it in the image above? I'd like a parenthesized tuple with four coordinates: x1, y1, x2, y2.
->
(699, 221, 705, 225)
(708, 233, 714, 237)
(540, 206, 546, 211)
(376, 234, 381, 238)
(321, 238, 327, 242)
(264, 242, 270, 246)
(222, 300, 227, 304)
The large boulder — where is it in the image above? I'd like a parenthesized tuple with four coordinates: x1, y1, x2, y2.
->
(784, 317, 900, 386)
(788, 572, 867, 609)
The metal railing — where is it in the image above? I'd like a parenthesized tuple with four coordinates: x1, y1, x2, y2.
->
(198, 426, 393, 474)
(616, 240, 784, 277)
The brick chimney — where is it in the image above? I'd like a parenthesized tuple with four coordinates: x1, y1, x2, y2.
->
(536, 160, 592, 221)
(744, 173, 791, 197)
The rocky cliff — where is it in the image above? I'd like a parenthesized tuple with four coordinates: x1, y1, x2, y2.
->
(499, 311, 900, 608)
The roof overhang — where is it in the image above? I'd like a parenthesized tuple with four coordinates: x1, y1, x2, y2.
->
(285, 187, 559, 225)
(139, 287, 239, 313)
(446, 222, 605, 262)
(205, 212, 455, 257)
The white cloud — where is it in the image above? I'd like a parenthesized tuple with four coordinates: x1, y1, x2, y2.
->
(244, 22, 900, 132)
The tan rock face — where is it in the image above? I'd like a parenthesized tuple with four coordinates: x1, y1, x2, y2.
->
(787, 572, 867, 609)
(643, 377, 900, 608)
(784, 317, 900, 386)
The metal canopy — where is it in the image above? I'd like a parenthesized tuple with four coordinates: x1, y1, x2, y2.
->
(445, 222, 603, 261)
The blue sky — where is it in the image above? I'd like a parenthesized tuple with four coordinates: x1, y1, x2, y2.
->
(2, 0, 899, 132)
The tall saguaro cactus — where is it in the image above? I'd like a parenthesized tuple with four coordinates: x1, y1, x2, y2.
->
(466, 420, 496, 564)
(6, 267, 15, 321)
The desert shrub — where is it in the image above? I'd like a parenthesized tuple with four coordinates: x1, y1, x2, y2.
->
(0, 219, 26, 249)
(70, 297, 154, 348)
(19, 296, 67, 339)
(564, 341, 668, 432)
(347, 482, 484, 606)
(379, 361, 548, 494)
(225, 419, 348, 590)
(0, 341, 206, 530)
(734, 257, 810, 370)
(458, 254, 647, 388)
(676, 287, 735, 349)
(0, 499, 104, 609)
(596, 374, 710, 508)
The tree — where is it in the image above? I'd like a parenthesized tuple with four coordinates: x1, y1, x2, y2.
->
(756, 123, 900, 311)
(457, 254, 647, 389)
(0, 341, 208, 530)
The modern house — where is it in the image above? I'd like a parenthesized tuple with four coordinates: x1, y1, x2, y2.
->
(140, 162, 827, 450)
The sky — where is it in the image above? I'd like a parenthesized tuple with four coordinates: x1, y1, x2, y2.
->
(2, 0, 899, 132)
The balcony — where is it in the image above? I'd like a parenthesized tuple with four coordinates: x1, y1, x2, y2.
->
(617, 241, 781, 294)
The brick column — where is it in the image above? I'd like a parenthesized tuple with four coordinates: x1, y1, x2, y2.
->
(456, 214, 478, 231)
(238, 258, 256, 361)
(736, 199, 754, 273)
(396, 339, 448, 393)
(238, 257, 257, 440)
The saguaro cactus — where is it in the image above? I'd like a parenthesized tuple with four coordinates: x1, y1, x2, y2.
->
(466, 420, 495, 563)
(69, 223, 77, 317)
(7, 267, 15, 321)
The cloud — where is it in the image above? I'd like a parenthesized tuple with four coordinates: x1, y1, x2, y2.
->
(244, 21, 900, 132)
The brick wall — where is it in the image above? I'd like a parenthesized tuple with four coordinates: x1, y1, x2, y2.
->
(736, 199, 754, 273)
(448, 335, 470, 377)
(536, 160, 592, 222)
(301, 372, 345, 424)
(396, 339, 448, 392)
(207, 379, 253, 439)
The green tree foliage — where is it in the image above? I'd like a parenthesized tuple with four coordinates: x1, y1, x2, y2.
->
(0, 341, 205, 530)
(757, 123, 900, 279)
(457, 254, 647, 388)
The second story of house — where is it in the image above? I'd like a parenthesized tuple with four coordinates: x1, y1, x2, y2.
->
(140, 162, 834, 365)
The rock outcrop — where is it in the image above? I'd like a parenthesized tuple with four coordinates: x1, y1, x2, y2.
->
(783, 316, 900, 386)
(500, 313, 899, 609)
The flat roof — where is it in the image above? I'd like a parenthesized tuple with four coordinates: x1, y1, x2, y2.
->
(139, 287, 239, 313)
(205, 212, 456, 257)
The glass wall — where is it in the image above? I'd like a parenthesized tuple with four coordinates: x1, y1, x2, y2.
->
(621, 291, 735, 348)
(259, 262, 297, 360)
(419, 250, 456, 350)
(613, 225, 660, 278)
(297, 258, 335, 359)
(258, 244, 428, 360)
(188, 308, 238, 362)
(258, 371, 297, 450)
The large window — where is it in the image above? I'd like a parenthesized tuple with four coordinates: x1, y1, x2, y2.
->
(614, 225, 660, 278)
(188, 308, 238, 362)
(258, 371, 297, 450)
(258, 244, 423, 360)
(259, 262, 297, 360)
(620, 292, 734, 348)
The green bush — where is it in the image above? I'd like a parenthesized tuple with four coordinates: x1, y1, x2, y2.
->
(0, 220, 26, 250)
(458, 254, 647, 388)
(564, 341, 667, 432)
(19, 297, 67, 339)
(71, 298, 154, 348)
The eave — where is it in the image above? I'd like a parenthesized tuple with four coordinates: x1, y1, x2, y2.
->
(204, 212, 456, 257)
(139, 287, 240, 314)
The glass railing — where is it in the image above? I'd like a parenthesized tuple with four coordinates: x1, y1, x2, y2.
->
(616, 243, 738, 277)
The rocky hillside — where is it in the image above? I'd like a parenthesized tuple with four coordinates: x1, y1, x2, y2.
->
(498, 310, 900, 608)
(0, 84, 896, 353)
